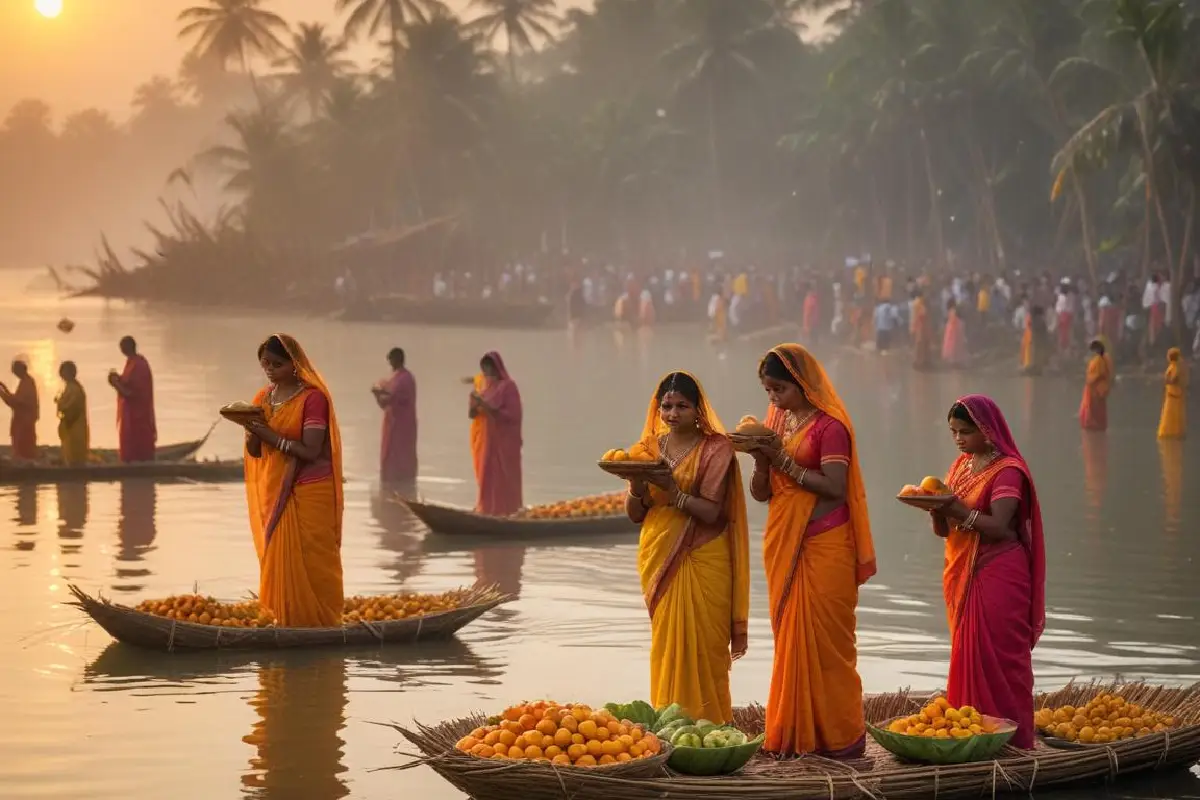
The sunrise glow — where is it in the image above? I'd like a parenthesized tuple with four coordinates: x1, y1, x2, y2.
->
(35, 0, 63, 19)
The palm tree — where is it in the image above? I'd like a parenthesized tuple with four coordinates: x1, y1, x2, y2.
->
(177, 0, 288, 80)
(466, 0, 561, 84)
(274, 23, 353, 117)
(336, 0, 447, 84)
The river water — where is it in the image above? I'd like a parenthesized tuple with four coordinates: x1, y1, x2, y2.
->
(2, 269, 1198, 799)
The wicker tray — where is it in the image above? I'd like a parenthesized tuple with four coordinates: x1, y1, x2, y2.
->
(597, 460, 672, 481)
(895, 493, 954, 510)
(727, 433, 775, 453)
(68, 584, 511, 652)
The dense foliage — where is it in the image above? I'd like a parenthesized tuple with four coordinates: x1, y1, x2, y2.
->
(0, 0, 1197, 306)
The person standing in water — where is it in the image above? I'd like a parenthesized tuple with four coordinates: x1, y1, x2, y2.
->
(0, 355, 39, 460)
(109, 336, 156, 462)
(55, 361, 89, 466)
(469, 352, 523, 515)
(373, 347, 418, 486)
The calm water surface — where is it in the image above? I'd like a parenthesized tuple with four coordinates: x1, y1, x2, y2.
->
(2, 270, 1198, 799)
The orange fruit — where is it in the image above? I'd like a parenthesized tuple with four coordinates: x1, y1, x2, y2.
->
(585, 739, 604, 757)
(518, 714, 537, 731)
(577, 720, 598, 739)
(566, 744, 587, 760)
(498, 730, 517, 748)
(598, 754, 617, 765)
(536, 719, 558, 736)
(483, 731, 501, 746)
(552, 754, 571, 766)
(543, 745, 562, 760)
(571, 733, 585, 746)
(456, 736, 479, 752)
(575, 755, 597, 767)
(506, 746, 525, 760)
(616, 753, 632, 763)
(560, 715, 579, 733)
(477, 745, 495, 758)
(524, 730, 544, 748)
(593, 726, 611, 741)
(552, 728, 572, 748)
(513, 735, 528, 750)
(629, 743, 645, 758)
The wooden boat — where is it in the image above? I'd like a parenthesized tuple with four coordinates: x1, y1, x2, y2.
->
(68, 584, 511, 652)
(400, 498, 638, 538)
(0, 425, 216, 463)
(393, 681, 1200, 800)
(0, 459, 243, 485)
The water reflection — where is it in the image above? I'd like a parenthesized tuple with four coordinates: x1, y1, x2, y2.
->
(114, 481, 157, 593)
(1081, 433, 1107, 520)
(474, 546, 526, 598)
(242, 656, 349, 800)
(15, 483, 36, 526)
(1158, 440, 1184, 533)
(371, 490, 425, 583)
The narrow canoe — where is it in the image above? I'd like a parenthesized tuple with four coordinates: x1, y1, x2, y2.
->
(0, 425, 215, 464)
(0, 459, 243, 485)
(396, 681, 1200, 800)
(400, 498, 638, 538)
(68, 584, 511, 652)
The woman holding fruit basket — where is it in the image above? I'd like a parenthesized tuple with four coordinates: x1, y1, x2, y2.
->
(623, 371, 750, 726)
(929, 395, 1046, 749)
(747, 343, 876, 759)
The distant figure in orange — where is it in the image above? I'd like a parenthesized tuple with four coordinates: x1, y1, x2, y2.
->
(0, 356, 39, 460)
(1079, 336, 1113, 431)
(1157, 347, 1187, 440)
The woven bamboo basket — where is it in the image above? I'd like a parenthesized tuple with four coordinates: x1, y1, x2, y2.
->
(400, 499, 637, 539)
(394, 681, 1200, 800)
(68, 584, 511, 652)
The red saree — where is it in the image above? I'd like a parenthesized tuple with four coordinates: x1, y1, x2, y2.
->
(4, 375, 39, 460)
(942, 395, 1046, 749)
(117, 354, 157, 462)
(474, 351, 523, 515)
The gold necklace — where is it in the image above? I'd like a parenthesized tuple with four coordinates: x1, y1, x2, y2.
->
(782, 407, 819, 440)
(269, 382, 306, 408)
(661, 433, 701, 469)
(970, 449, 999, 474)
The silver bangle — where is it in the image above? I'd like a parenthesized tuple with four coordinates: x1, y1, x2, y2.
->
(280, 439, 291, 455)
(675, 491, 689, 510)
(963, 509, 980, 531)
(797, 467, 809, 486)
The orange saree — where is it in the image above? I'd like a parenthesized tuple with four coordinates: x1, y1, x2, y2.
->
(1079, 345, 1113, 431)
(760, 344, 876, 757)
(244, 335, 344, 628)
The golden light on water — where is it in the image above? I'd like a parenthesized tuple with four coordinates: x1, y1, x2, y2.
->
(35, 0, 63, 19)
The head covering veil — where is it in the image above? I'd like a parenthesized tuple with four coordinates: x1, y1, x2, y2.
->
(761, 344, 876, 584)
(955, 394, 1046, 646)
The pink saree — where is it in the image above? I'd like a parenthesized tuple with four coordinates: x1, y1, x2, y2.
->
(380, 368, 418, 484)
(475, 351, 523, 515)
(942, 395, 1046, 749)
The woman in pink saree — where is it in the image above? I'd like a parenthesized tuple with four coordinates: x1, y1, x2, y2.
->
(373, 347, 418, 486)
(930, 395, 1046, 748)
(941, 300, 968, 367)
(469, 351, 523, 515)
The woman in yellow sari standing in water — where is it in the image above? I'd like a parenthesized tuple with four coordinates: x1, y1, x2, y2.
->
(750, 344, 876, 758)
(241, 335, 344, 627)
(625, 372, 750, 724)
(55, 361, 89, 465)
(1079, 336, 1114, 431)
(1157, 348, 1187, 439)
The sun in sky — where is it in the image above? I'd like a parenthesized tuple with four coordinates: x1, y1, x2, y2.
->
(35, 0, 63, 19)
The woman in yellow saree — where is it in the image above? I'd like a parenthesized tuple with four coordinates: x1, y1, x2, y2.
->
(1079, 335, 1114, 431)
(241, 334, 344, 627)
(750, 344, 876, 758)
(1157, 348, 1187, 439)
(55, 361, 89, 466)
(625, 371, 750, 724)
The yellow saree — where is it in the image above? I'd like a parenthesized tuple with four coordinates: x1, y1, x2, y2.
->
(55, 381, 89, 466)
(1158, 348, 1187, 440)
(634, 373, 750, 724)
(244, 335, 344, 627)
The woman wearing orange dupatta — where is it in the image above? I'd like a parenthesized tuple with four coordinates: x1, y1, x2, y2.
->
(942, 300, 968, 367)
(933, 396, 1046, 749)
(625, 372, 750, 724)
(241, 335, 344, 627)
(750, 344, 876, 758)
(1079, 336, 1114, 431)
(1157, 348, 1187, 440)
(469, 351, 523, 515)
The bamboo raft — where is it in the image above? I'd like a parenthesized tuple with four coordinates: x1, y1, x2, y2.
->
(393, 682, 1200, 800)
(68, 584, 511, 652)
(0, 458, 243, 485)
(401, 499, 638, 539)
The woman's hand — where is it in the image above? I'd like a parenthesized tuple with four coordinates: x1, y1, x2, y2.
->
(646, 471, 676, 492)
(629, 478, 649, 498)
(731, 628, 748, 661)
(244, 419, 275, 445)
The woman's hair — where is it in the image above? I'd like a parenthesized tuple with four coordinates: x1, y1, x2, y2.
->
(60, 360, 77, 380)
(656, 371, 701, 406)
(948, 401, 976, 427)
(257, 335, 291, 361)
(758, 351, 800, 386)
(480, 355, 496, 372)
(1090, 339, 1105, 355)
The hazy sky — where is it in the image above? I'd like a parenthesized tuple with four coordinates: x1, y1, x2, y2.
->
(0, 0, 591, 123)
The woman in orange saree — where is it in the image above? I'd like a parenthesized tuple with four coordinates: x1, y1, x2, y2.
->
(910, 291, 932, 371)
(1, 356, 39, 460)
(625, 371, 750, 724)
(1079, 336, 1113, 431)
(941, 300, 968, 367)
(750, 344, 875, 758)
(933, 396, 1046, 749)
(241, 334, 344, 627)
(1157, 347, 1186, 440)
(469, 351, 523, 515)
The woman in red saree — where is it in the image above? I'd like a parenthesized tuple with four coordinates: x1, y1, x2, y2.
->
(932, 395, 1046, 749)
(750, 344, 875, 758)
(1079, 336, 1113, 431)
(109, 336, 157, 462)
(241, 334, 344, 627)
(470, 351, 522, 515)
(373, 347, 418, 486)
(626, 371, 749, 723)
(1, 356, 39, 460)
(941, 300, 968, 367)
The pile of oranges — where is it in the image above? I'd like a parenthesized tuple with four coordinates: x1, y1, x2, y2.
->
(455, 700, 663, 767)
(518, 493, 625, 520)
(135, 595, 275, 628)
(886, 696, 995, 739)
(1035, 694, 1178, 744)
(136, 590, 470, 628)
(599, 443, 655, 463)
(899, 476, 951, 497)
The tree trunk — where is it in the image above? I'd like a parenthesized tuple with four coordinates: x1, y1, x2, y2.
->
(706, 77, 725, 244)
(1171, 183, 1195, 344)
(919, 128, 945, 271)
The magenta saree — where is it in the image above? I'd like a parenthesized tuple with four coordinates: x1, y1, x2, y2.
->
(475, 351, 523, 515)
(380, 368, 418, 484)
